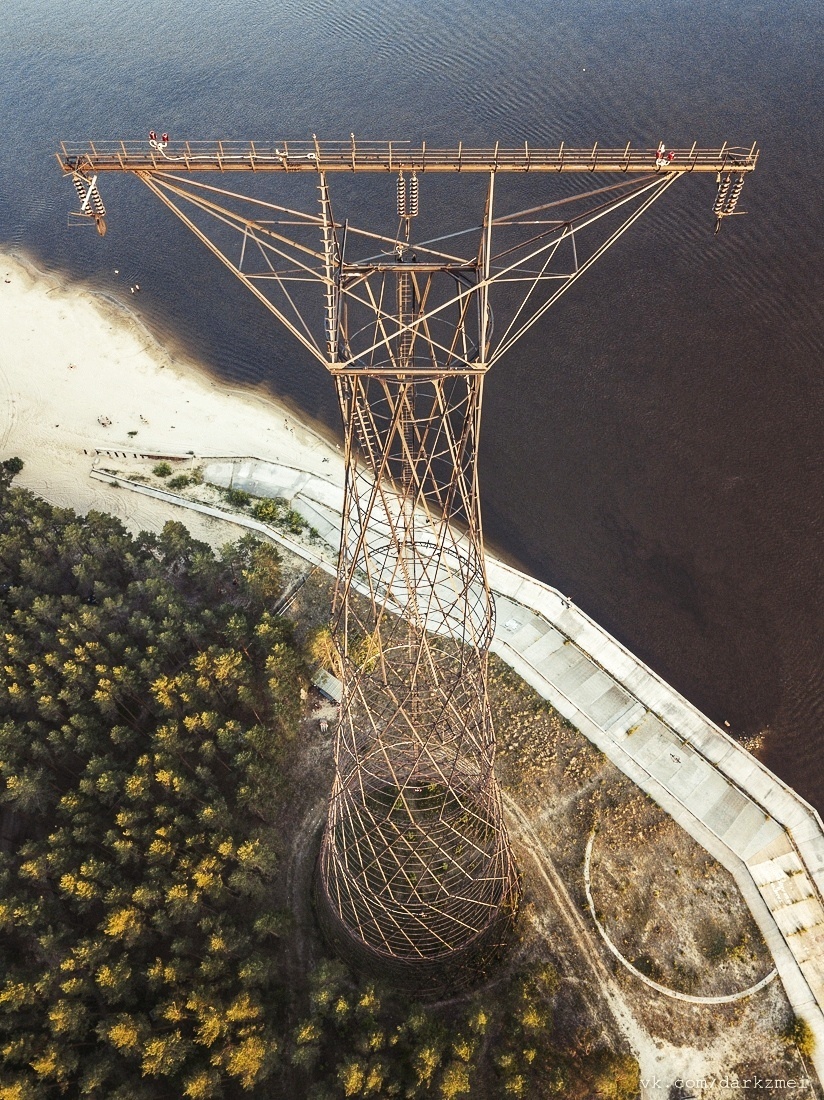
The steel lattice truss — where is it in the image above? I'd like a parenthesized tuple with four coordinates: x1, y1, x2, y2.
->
(322, 368, 516, 964)
(58, 139, 757, 983)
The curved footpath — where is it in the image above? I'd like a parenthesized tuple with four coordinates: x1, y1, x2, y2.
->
(95, 453, 824, 1078)
(582, 832, 779, 1006)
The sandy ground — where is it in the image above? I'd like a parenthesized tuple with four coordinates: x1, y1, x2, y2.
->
(0, 250, 345, 545)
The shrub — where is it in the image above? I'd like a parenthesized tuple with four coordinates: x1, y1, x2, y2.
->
(226, 488, 251, 507)
(2, 456, 24, 475)
(167, 474, 191, 490)
(253, 498, 285, 524)
(286, 508, 308, 535)
(152, 462, 172, 477)
(783, 1014, 815, 1058)
(248, 497, 315, 540)
(632, 954, 661, 980)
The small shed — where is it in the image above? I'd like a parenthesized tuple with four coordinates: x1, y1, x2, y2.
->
(311, 667, 342, 704)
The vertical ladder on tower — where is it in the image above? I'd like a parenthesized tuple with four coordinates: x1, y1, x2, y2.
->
(317, 174, 338, 359)
(397, 271, 415, 368)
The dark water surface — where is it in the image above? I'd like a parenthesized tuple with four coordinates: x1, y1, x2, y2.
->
(1, 0, 822, 808)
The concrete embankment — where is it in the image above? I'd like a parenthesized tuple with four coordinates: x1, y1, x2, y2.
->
(487, 558, 824, 1077)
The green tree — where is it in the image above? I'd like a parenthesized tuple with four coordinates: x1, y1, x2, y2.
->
(0, 481, 308, 1098)
(1, 455, 24, 475)
(588, 1050, 641, 1099)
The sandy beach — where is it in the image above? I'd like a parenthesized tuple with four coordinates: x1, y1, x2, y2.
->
(0, 249, 344, 545)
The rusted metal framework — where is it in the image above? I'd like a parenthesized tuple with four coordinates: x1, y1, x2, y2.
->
(57, 137, 757, 987)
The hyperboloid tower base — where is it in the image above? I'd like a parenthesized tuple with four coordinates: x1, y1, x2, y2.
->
(316, 371, 521, 994)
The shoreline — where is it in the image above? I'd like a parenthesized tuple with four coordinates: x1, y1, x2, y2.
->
(0, 246, 534, 574)
(3, 249, 824, 1082)
(0, 247, 345, 546)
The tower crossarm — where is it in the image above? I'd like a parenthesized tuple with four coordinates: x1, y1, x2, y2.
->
(56, 138, 759, 176)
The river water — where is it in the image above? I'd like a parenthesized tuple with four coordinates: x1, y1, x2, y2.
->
(1, 0, 822, 809)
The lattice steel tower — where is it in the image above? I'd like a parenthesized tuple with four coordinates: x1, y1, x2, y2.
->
(58, 136, 757, 988)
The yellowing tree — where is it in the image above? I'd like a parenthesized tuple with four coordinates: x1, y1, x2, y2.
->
(225, 1034, 271, 1089)
(338, 1058, 366, 1097)
(439, 1061, 470, 1099)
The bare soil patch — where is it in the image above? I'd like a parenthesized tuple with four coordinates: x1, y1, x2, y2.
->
(588, 800, 771, 998)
